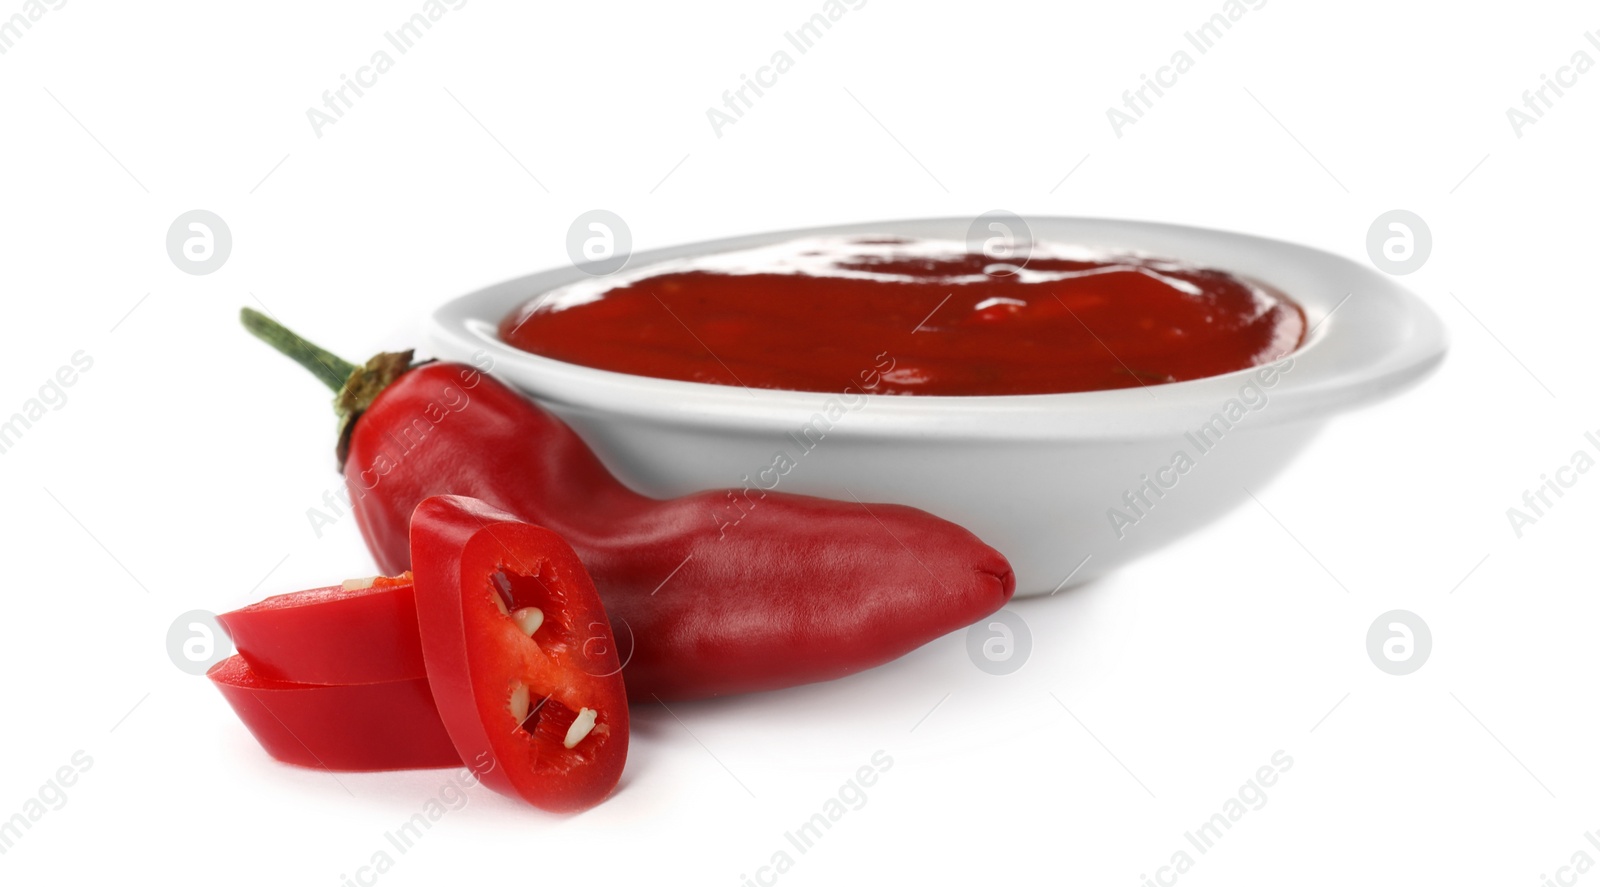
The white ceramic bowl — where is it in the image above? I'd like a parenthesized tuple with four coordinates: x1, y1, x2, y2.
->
(428, 217, 1447, 596)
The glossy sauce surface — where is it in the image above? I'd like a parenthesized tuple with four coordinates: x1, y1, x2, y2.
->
(499, 237, 1305, 396)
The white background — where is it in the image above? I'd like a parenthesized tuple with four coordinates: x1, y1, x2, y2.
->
(2, 1, 1597, 884)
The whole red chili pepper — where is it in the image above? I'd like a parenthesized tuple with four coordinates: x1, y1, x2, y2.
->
(242, 309, 1015, 700)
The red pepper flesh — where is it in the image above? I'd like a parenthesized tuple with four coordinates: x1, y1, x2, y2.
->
(207, 655, 459, 771)
(411, 495, 628, 813)
(217, 573, 424, 685)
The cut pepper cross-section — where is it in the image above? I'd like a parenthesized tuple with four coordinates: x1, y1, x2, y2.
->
(411, 495, 628, 813)
(491, 565, 610, 762)
(216, 572, 423, 685)
(207, 655, 459, 771)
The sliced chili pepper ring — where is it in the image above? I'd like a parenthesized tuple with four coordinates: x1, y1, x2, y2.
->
(218, 573, 424, 685)
(207, 655, 459, 771)
(411, 495, 628, 813)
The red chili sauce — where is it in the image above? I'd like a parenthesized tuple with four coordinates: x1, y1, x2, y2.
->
(499, 237, 1305, 396)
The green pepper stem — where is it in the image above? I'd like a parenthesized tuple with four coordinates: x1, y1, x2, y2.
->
(239, 307, 358, 393)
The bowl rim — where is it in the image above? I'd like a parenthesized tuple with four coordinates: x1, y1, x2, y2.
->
(427, 216, 1448, 441)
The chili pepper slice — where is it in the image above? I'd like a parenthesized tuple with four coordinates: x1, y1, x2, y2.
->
(218, 573, 423, 685)
(208, 655, 459, 771)
(411, 495, 628, 813)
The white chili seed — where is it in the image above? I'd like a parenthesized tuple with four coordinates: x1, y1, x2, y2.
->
(512, 607, 544, 636)
(509, 683, 530, 722)
(563, 708, 597, 749)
